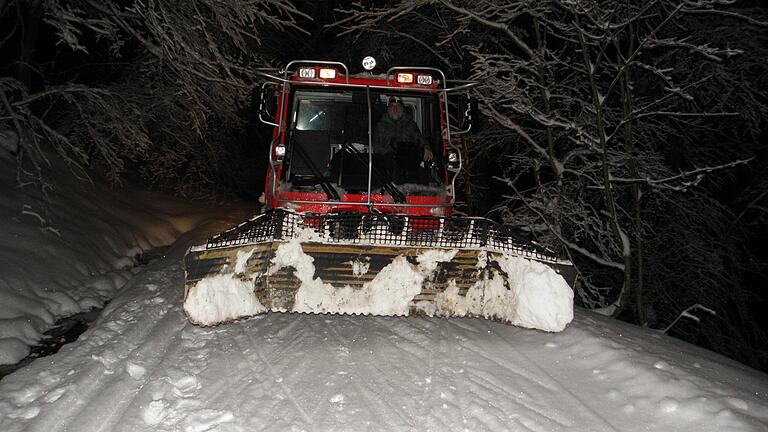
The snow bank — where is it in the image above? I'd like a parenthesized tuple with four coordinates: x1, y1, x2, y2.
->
(183, 275, 267, 325)
(0, 145, 223, 365)
(0, 338, 30, 365)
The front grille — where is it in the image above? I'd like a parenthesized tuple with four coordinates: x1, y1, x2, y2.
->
(204, 209, 561, 263)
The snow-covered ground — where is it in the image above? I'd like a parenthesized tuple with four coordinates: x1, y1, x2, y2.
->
(1, 149, 767, 431)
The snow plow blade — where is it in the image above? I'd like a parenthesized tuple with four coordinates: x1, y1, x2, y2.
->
(183, 210, 576, 331)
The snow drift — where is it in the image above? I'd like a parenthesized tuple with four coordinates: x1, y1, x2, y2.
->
(0, 147, 236, 365)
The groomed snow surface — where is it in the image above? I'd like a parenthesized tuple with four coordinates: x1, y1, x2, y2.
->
(1, 148, 768, 431)
(3, 263, 768, 431)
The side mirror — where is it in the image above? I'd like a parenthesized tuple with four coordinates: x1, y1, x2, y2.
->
(259, 82, 279, 127)
(448, 94, 473, 136)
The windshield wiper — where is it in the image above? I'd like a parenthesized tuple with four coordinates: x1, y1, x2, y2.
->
(290, 136, 340, 201)
(340, 141, 406, 203)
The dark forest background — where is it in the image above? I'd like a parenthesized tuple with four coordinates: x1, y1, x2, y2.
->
(1, 0, 767, 371)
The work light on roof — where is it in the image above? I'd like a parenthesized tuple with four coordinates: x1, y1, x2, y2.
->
(298, 67, 316, 79)
(319, 68, 337, 79)
(362, 56, 376, 71)
(396, 72, 414, 84)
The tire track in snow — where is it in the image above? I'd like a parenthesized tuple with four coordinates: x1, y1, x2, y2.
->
(452, 325, 583, 429)
(317, 317, 407, 425)
(420, 317, 440, 401)
(136, 319, 285, 432)
(57, 282, 185, 431)
(21, 266, 183, 432)
(111, 323, 241, 432)
(457, 362, 572, 430)
(455, 331, 561, 393)
(372, 317, 569, 431)
(79, 312, 186, 432)
(301, 316, 377, 425)
(205, 315, 331, 431)
(441, 338, 577, 428)
(478, 320, 621, 432)
(240, 327, 315, 425)
(414, 316, 460, 431)
(320, 316, 417, 429)
(409, 319, 569, 431)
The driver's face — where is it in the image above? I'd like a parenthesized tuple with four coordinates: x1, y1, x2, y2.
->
(388, 103, 403, 120)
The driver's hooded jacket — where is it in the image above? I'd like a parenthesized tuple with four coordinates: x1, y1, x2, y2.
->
(372, 111, 428, 156)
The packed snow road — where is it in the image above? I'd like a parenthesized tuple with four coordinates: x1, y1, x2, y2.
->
(1, 235, 768, 432)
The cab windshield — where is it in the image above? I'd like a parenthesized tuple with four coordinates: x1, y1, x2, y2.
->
(281, 87, 446, 200)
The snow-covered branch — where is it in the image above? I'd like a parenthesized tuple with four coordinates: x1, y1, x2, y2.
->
(662, 304, 716, 334)
(609, 158, 752, 190)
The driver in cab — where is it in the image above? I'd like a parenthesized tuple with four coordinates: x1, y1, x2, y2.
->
(372, 97, 433, 184)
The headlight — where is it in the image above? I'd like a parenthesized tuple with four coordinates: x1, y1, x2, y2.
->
(430, 206, 446, 216)
(275, 144, 286, 161)
(447, 150, 460, 170)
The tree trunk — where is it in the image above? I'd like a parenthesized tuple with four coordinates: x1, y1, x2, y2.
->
(533, 19, 562, 234)
(14, 0, 43, 90)
(621, 76, 645, 323)
(576, 25, 632, 315)
(618, 26, 646, 325)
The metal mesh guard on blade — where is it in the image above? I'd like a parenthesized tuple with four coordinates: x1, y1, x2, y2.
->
(203, 209, 562, 263)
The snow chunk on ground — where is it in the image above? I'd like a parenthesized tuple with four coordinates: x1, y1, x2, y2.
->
(142, 399, 169, 425)
(183, 274, 267, 326)
(182, 409, 234, 432)
(126, 362, 146, 379)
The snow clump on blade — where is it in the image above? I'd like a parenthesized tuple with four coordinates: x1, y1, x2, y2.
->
(183, 275, 267, 326)
(431, 253, 573, 332)
(500, 255, 573, 331)
(272, 241, 458, 316)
